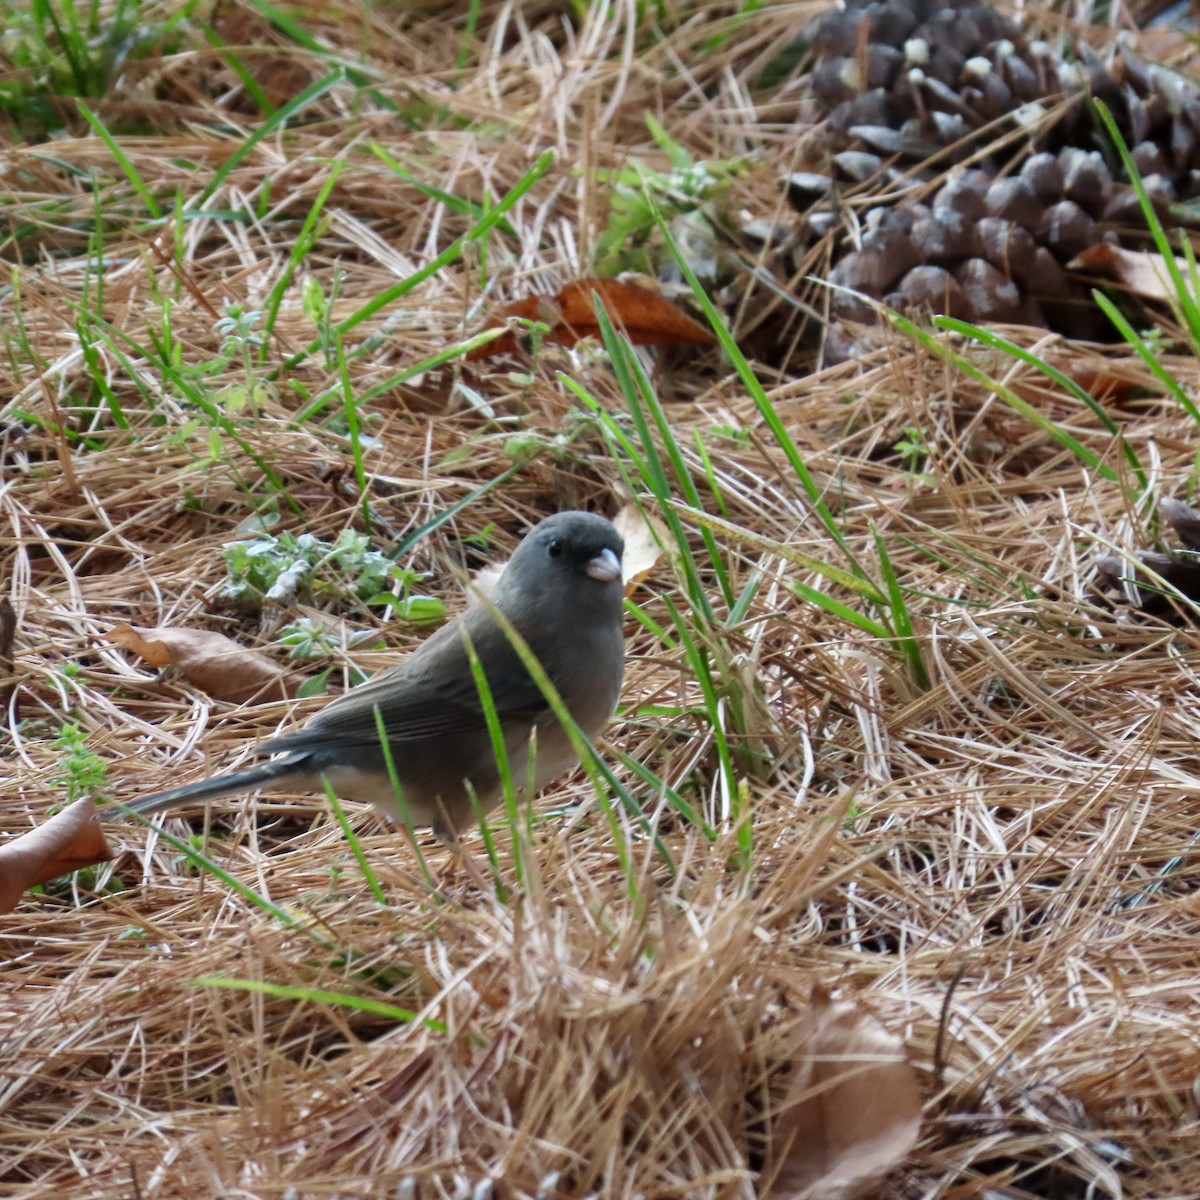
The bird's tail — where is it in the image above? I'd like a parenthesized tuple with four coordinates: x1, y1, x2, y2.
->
(98, 756, 308, 822)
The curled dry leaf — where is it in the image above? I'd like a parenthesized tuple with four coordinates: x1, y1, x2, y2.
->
(763, 989, 922, 1200)
(467, 277, 716, 359)
(0, 798, 112, 913)
(1067, 243, 1187, 303)
(610, 503, 668, 594)
(109, 623, 298, 704)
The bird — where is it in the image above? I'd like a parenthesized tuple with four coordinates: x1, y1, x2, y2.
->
(103, 511, 626, 840)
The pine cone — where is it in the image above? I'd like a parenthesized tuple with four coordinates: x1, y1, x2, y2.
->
(788, 0, 1200, 361)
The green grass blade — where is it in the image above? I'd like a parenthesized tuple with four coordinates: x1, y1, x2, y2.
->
(890, 310, 1119, 483)
(76, 101, 163, 218)
(260, 159, 343, 357)
(873, 525, 929, 690)
(107, 801, 314, 935)
(1091, 290, 1200, 426)
(792, 579, 891, 638)
(282, 151, 555, 372)
(332, 330, 370, 531)
(470, 596, 641, 902)
(1093, 98, 1200, 341)
(202, 26, 275, 115)
(371, 706, 439, 896)
(196, 70, 345, 209)
(663, 501, 887, 605)
(369, 141, 509, 232)
(935, 316, 1146, 492)
(647, 182, 868, 576)
(192, 976, 442, 1029)
(79, 312, 296, 505)
(591, 300, 736, 611)
(322, 780, 387, 906)
(461, 626, 522, 892)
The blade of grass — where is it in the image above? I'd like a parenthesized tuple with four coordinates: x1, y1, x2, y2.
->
(590, 299, 736, 612)
(371, 706, 439, 897)
(889, 310, 1119, 484)
(192, 977, 442, 1030)
(662, 500, 887, 605)
(322, 780, 387, 907)
(202, 26, 275, 115)
(332, 329, 370, 532)
(646, 179, 869, 576)
(292, 328, 509, 425)
(1093, 98, 1200, 341)
(369, 142, 512, 234)
(662, 595, 740, 832)
(237, 0, 396, 111)
(195, 70, 345, 210)
(873, 525, 929, 690)
(461, 625, 522, 895)
(107, 801, 320, 938)
(1091, 290, 1200, 427)
(469, 594, 642, 902)
(259, 159, 343, 358)
(78, 310, 297, 507)
(935, 316, 1146, 493)
(76, 101, 163, 219)
(792, 579, 891, 638)
(281, 150, 555, 373)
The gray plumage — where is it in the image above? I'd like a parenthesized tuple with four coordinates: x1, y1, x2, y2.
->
(106, 511, 626, 838)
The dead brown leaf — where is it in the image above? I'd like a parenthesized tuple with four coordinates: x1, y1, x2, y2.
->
(467, 277, 716, 359)
(1068, 243, 1189, 303)
(109, 623, 298, 704)
(763, 989, 922, 1199)
(0, 798, 112, 913)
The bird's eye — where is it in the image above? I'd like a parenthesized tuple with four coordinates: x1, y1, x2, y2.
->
(547, 540, 563, 558)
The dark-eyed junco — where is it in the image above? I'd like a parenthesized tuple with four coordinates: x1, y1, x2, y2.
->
(104, 511, 626, 839)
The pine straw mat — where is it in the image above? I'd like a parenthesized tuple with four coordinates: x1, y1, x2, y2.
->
(4, 2, 1200, 1197)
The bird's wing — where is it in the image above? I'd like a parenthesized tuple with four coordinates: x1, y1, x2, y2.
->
(258, 620, 552, 757)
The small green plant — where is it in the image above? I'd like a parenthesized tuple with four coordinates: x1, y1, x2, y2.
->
(211, 305, 274, 414)
(0, 0, 170, 136)
(593, 114, 746, 278)
(458, 524, 496, 550)
(502, 316, 555, 384)
(277, 617, 382, 660)
(175, 305, 274, 404)
(894, 425, 938, 488)
(894, 425, 931, 466)
(276, 619, 378, 697)
(156, 305, 282, 474)
(222, 528, 445, 620)
(50, 720, 108, 804)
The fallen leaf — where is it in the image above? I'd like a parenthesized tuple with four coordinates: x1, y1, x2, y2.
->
(109, 624, 298, 704)
(467, 277, 716, 359)
(0, 798, 112, 913)
(763, 989, 922, 1199)
(1068, 243, 1190, 303)
(611, 503, 668, 594)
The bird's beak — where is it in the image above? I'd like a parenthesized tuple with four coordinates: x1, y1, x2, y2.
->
(586, 546, 621, 583)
